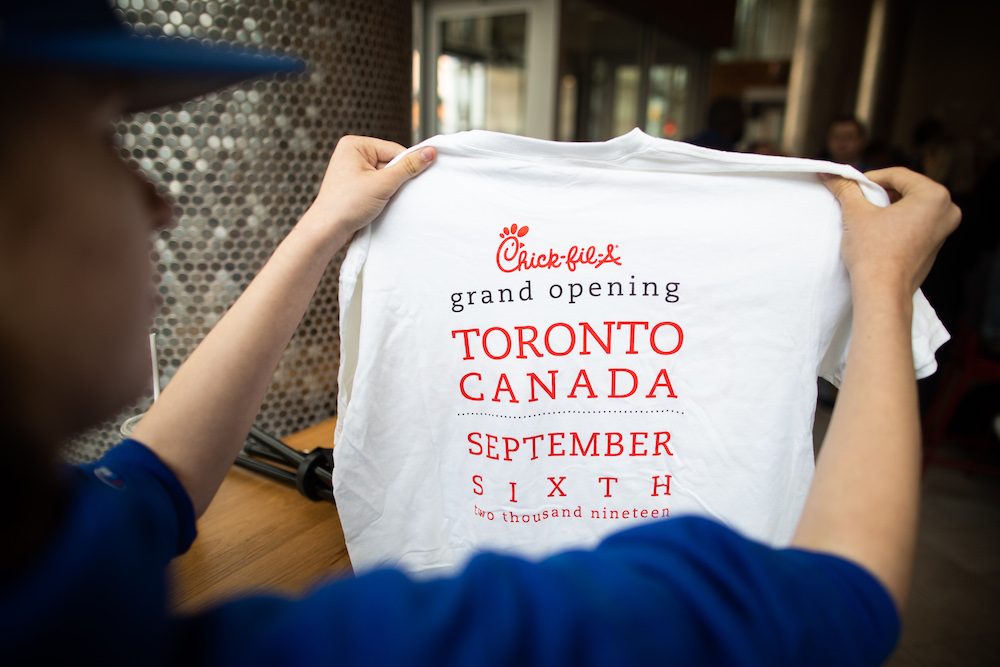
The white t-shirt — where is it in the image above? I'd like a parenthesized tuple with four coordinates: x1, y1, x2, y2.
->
(332, 128, 948, 577)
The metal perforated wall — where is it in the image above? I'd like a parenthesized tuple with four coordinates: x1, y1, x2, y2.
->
(66, 0, 411, 462)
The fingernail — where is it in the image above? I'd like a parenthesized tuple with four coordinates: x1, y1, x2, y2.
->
(420, 147, 435, 162)
(818, 172, 833, 181)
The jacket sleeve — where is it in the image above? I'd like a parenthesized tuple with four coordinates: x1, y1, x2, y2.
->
(79, 439, 198, 557)
(176, 516, 899, 667)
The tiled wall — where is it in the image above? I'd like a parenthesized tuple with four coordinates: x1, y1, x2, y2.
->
(66, 0, 411, 461)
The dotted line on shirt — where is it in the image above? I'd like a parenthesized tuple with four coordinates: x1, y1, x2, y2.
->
(456, 409, 685, 419)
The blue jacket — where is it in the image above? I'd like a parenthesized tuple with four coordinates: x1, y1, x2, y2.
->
(1, 440, 899, 665)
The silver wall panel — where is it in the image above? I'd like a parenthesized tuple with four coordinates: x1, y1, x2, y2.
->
(67, 0, 411, 461)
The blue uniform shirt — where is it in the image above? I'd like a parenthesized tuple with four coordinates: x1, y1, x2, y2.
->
(1, 440, 899, 665)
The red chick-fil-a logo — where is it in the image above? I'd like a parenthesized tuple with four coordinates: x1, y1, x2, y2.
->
(496, 224, 622, 273)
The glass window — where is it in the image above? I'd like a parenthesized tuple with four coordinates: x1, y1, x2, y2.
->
(436, 13, 528, 135)
(645, 35, 695, 140)
(557, 0, 705, 142)
(559, 0, 642, 141)
(613, 65, 640, 137)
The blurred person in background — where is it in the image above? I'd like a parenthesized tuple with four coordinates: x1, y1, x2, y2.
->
(687, 96, 745, 152)
(821, 114, 870, 171)
(910, 117, 977, 198)
(748, 140, 784, 156)
(861, 140, 906, 171)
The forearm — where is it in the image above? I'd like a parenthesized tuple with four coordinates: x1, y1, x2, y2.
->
(132, 212, 349, 516)
(128, 137, 433, 518)
(791, 278, 920, 610)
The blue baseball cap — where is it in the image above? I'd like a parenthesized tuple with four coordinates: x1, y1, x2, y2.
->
(0, 0, 305, 111)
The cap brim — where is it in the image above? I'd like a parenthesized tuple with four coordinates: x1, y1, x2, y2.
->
(3, 30, 305, 110)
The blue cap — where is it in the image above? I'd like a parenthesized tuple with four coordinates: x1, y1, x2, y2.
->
(0, 0, 306, 111)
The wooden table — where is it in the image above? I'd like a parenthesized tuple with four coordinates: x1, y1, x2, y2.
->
(169, 417, 352, 613)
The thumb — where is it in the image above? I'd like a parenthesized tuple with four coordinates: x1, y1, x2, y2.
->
(379, 146, 436, 192)
(819, 172, 872, 214)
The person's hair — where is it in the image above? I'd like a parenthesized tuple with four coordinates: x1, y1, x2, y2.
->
(0, 329, 65, 581)
(912, 117, 946, 148)
(0, 70, 52, 208)
(707, 97, 744, 132)
(0, 68, 70, 579)
(826, 114, 867, 138)
(0, 69, 90, 237)
(0, 70, 39, 163)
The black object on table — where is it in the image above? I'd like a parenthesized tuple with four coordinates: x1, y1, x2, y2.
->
(234, 425, 335, 503)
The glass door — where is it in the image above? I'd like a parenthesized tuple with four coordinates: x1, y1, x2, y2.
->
(415, 0, 559, 141)
(556, 0, 709, 143)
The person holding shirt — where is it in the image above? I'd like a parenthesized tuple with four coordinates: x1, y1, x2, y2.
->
(0, 1, 961, 665)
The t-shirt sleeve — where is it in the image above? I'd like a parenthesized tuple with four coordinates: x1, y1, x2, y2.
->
(819, 288, 950, 387)
(816, 173, 951, 386)
(177, 517, 898, 667)
(911, 289, 953, 378)
(1, 441, 199, 662)
(78, 439, 197, 556)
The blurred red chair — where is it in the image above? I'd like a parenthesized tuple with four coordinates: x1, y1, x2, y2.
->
(921, 319, 1000, 475)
